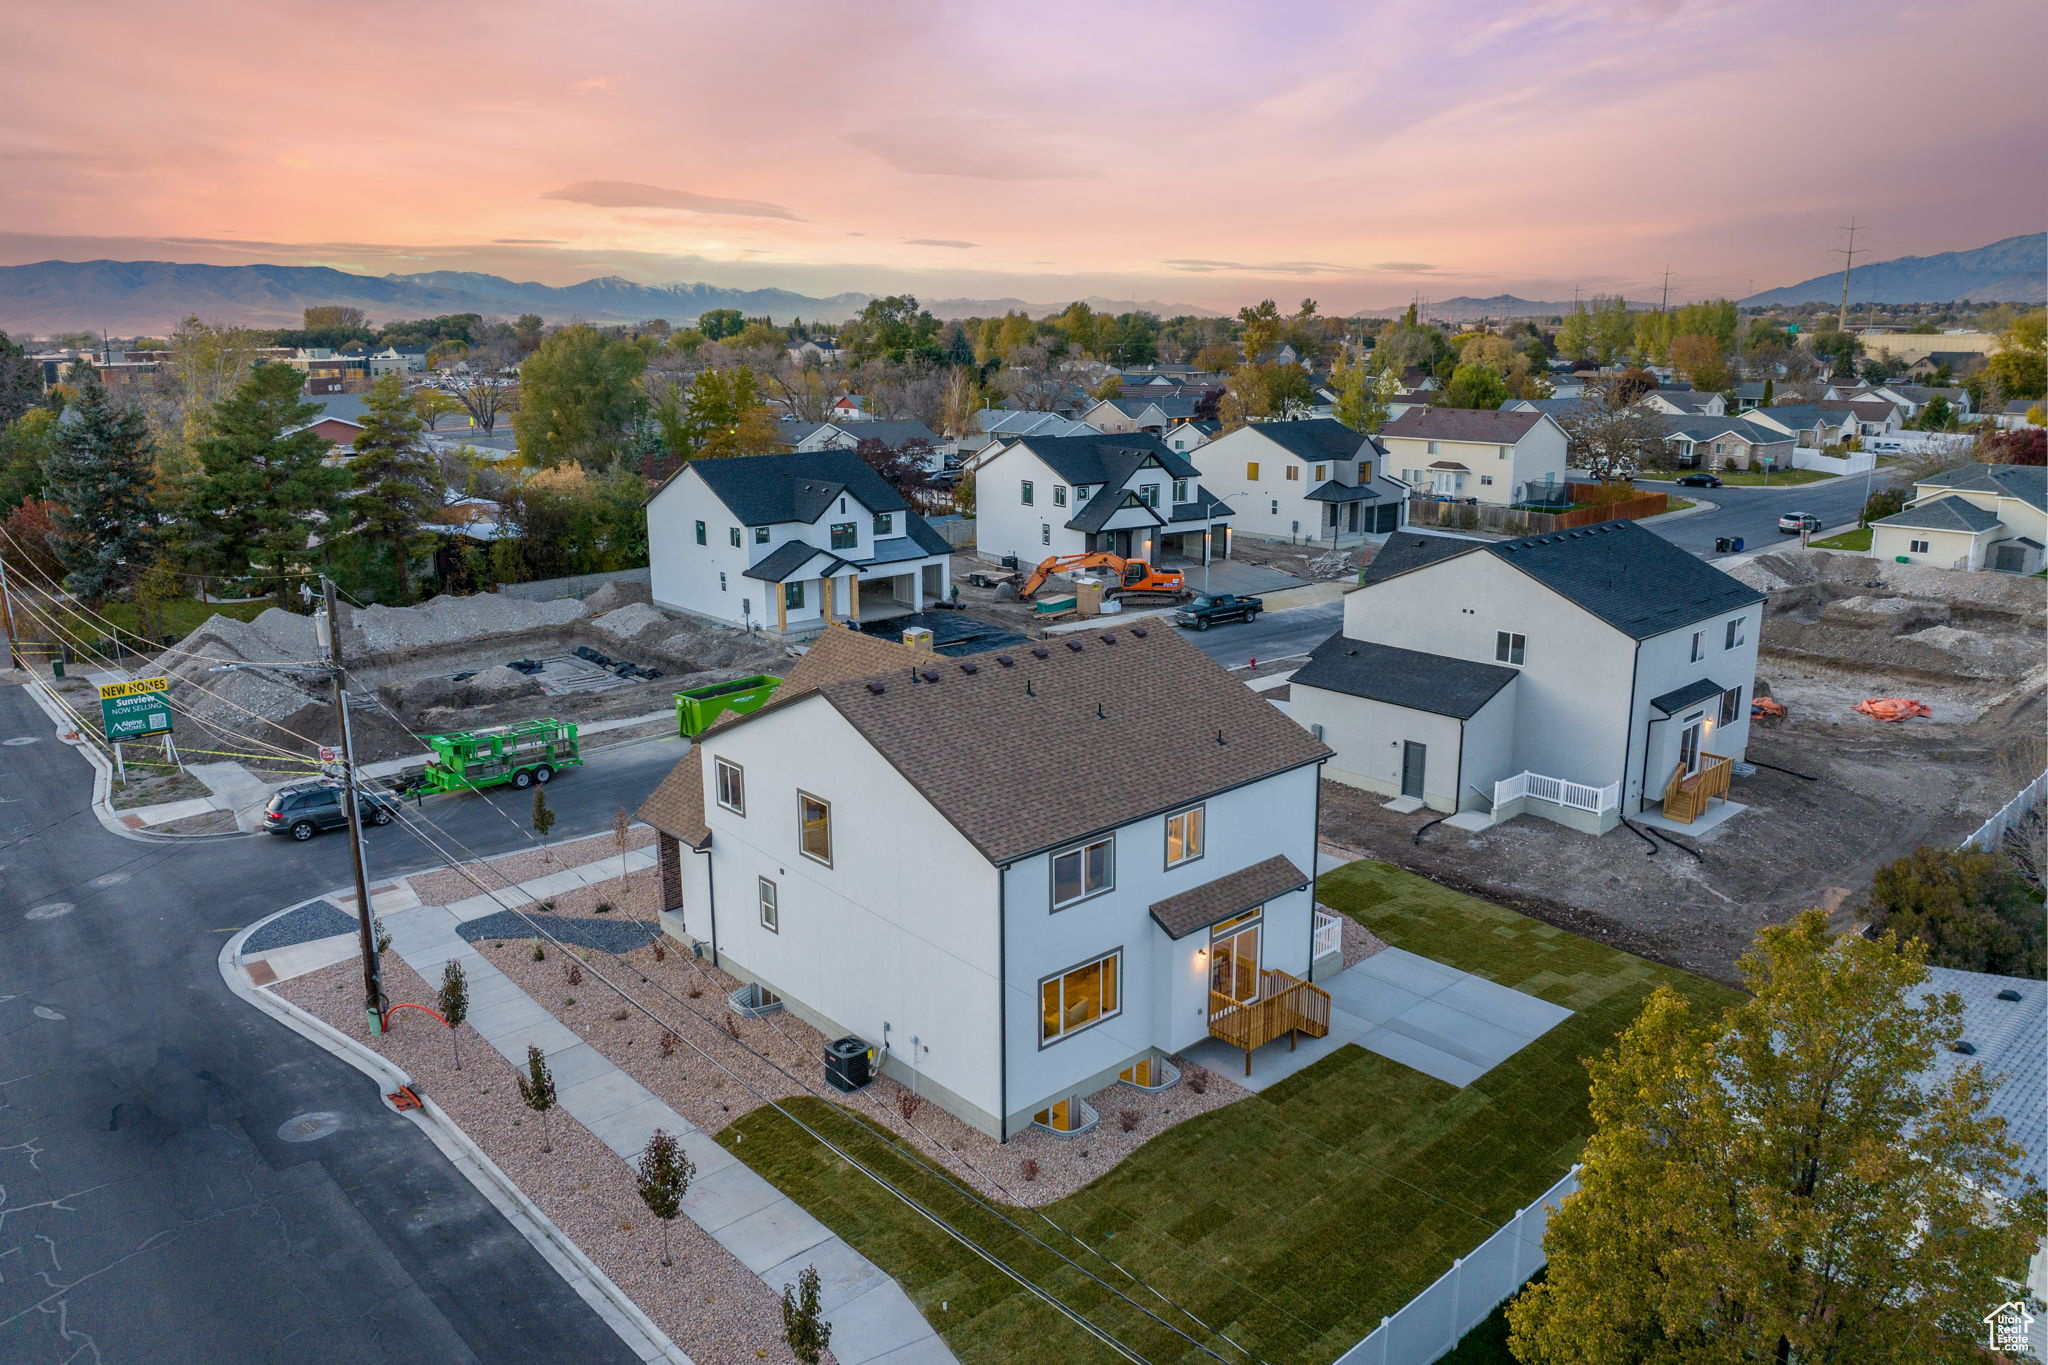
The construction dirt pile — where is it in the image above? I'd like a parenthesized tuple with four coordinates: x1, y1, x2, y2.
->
(582, 579, 654, 614)
(377, 664, 546, 716)
(348, 593, 588, 657)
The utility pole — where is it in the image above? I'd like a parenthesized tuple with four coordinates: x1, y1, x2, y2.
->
(321, 577, 386, 1036)
(1658, 267, 1674, 312)
(0, 540, 19, 670)
(1832, 220, 1863, 333)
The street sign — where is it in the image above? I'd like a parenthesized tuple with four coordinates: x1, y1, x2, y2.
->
(98, 676, 173, 741)
(318, 746, 339, 763)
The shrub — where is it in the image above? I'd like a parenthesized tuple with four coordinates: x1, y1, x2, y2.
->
(652, 940, 667, 962)
(531, 940, 546, 961)
(1859, 487, 1908, 525)
(594, 900, 613, 915)
(1019, 1157, 1040, 1181)
(1184, 1064, 1211, 1095)
(1117, 1108, 1141, 1133)
(660, 1032, 678, 1059)
(564, 961, 583, 986)
(1867, 845, 2044, 977)
(897, 1090, 925, 1124)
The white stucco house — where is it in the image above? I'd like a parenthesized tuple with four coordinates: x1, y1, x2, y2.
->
(972, 431, 1234, 569)
(1290, 523, 1764, 833)
(636, 623, 1331, 1139)
(1380, 407, 1571, 507)
(1188, 418, 1407, 543)
(1868, 463, 2047, 574)
(646, 449, 952, 636)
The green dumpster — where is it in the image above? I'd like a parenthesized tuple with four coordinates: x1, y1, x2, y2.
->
(675, 674, 781, 737)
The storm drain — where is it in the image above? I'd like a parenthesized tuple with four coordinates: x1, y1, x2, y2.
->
(278, 1111, 343, 1143)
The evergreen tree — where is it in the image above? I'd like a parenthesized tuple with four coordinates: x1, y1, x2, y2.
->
(349, 374, 439, 599)
(190, 363, 346, 604)
(42, 368, 157, 603)
(0, 331, 43, 427)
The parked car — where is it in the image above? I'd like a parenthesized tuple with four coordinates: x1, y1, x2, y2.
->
(1174, 593, 1264, 630)
(1778, 512, 1823, 534)
(1676, 472, 1723, 488)
(264, 780, 400, 841)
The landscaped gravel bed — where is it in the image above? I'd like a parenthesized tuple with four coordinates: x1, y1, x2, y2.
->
(406, 825, 654, 906)
(276, 954, 822, 1365)
(245, 899, 354, 953)
(1341, 914, 1390, 968)
(459, 911, 659, 954)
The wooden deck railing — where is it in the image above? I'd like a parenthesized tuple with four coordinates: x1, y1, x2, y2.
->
(1208, 969, 1333, 1076)
(1662, 754, 1732, 823)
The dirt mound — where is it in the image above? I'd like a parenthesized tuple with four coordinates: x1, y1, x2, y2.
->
(583, 579, 653, 614)
(590, 602, 674, 645)
(1816, 595, 1949, 631)
(380, 664, 546, 714)
(348, 593, 587, 655)
(1734, 549, 2047, 621)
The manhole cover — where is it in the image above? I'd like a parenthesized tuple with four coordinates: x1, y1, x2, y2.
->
(33, 1005, 66, 1021)
(26, 902, 75, 921)
(278, 1112, 343, 1143)
(91, 873, 129, 888)
(3, 736, 38, 746)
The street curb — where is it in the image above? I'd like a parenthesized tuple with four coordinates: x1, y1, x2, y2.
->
(1639, 496, 1718, 524)
(219, 905, 694, 1365)
(18, 674, 242, 845)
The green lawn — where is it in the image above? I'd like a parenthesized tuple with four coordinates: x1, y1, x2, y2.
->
(719, 863, 1737, 1365)
(39, 595, 271, 648)
(1810, 526, 1873, 552)
(1645, 466, 1835, 487)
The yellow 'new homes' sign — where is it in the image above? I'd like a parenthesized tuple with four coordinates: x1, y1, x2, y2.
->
(97, 676, 171, 701)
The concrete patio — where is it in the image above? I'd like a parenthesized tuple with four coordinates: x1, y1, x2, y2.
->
(1182, 945, 1573, 1091)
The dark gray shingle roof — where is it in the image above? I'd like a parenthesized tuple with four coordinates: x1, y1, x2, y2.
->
(1014, 431, 1199, 485)
(690, 449, 908, 524)
(1917, 463, 2047, 513)
(1360, 531, 1481, 585)
(1292, 632, 1518, 719)
(1245, 418, 1381, 464)
(1486, 520, 1765, 640)
(1382, 407, 1546, 443)
(1649, 678, 1725, 715)
(743, 541, 853, 583)
(1872, 495, 2004, 534)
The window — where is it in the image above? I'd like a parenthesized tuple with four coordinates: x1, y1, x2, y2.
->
(730, 526, 742, 547)
(1053, 485, 1068, 507)
(719, 571, 727, 592)
(1246, 462, 1260, 481)
(785, 580, 805, 609)
(1427, 441, 1441, 456)
(1285, 465, 1299, 481)
(694, 520, 707, 545)
(873, 512, 893, 535)
(715, 758, 745, 814)
(1480, 475, 1494, 486)
(758, 876, 779, 932)
(1139, 483, 1160, 507)
(1165, 805, 1204, 867)
(1314, 464, 1326, 481)
(1495, 631, 1525, 665)
(1021, 480, 1035, 506)
(1051, 835, 1113, 908)
(1690, 630, 1705, 663)
(1719, 685, 1743, 727)
(1039, 950, 1121, 1044)
(1270, 499, 1279, 516)
(1498, 446, 1509, 460)
(831, 522, 857, 550)
(1910, 539, 1930, 554)
(754, 526, 770, 544)
(1173, 478, 1189, 502)
(1724, 618, 1745, 650)
(798, 791, 831, 865)
(1041, 522, 1051, 546)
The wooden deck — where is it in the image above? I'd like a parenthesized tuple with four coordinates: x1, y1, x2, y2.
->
(1662, 753, 1732, 823)
(1208, 969, 1333, 1076)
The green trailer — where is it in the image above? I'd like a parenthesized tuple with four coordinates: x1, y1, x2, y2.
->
(420, 718, 582, 794)
(675, 674, 781, 737)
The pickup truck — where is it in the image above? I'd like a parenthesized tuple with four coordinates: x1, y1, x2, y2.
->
(1174, 593, 1264, 630)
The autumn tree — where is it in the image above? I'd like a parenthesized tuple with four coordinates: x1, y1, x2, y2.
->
(450, 372, 514, 434)
(1192, 342, 1241, 375)
(1236, 299, 1284, 363)
(1668, 333, 1734, 393)
(1557, 398, 1666, 477)
(514, 325, 649, 466)
(681, 367, 781, 460)
(41, 368, 157, 604)
(349, 374, 440, 598)
(697, 308, 744, 341)
(438, 960, 469, 1070)
(1983, 307, 2046, 399)
(1508, 910, 2044, 1365)
(1330, 349, 1395, 434)
(409, 386, 463, 431)
(635, 1128, 695, 1267)
(781, 1265, 833, 1365)
(189, 363, 346, 604)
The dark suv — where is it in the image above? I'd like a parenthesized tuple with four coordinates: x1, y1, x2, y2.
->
(1174, 593, 1264, 629)
(264, 780, 400, 841)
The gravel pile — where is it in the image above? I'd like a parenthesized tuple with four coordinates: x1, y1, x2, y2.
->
(591, 603, 675, 645)
(245, 900, 355, 953)
(349, 593, 588, 655)
(583, 579, 654, 614)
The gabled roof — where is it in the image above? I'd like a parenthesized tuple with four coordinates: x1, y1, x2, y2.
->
(1009, 431, 1199, 486)
(1381, 407, 1547, 444)
(814, 418, 941, 448)
(1292, 632, 1518, 719)
(1873, 495, 2004, 534)
(1242, 418, 1383, 464)
(1360, 531, 1480, 585)
(1068, 487, 1165, 533)
(1169, 488, 1234, 522)
(1149, 855, 1312, 940)
(1817, 399, 1897, 422)
(1656, 414, 1791, 445)
(1915, 462, 2048, 513)
(743, 541, 854, 583)
(683, 449, 909, 525)
(1482, 520, 1766, 640)
(1747, 404, 1851, 431)
(1507, 397, 1594, 417)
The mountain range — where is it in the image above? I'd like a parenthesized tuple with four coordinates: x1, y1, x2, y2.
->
(0, 259, 1214, 335)
(1353, 295, 1576, 321)
(1737, 233, 2045, 307)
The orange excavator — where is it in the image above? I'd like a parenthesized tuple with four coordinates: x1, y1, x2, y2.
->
(1016, 553, 1189, 601)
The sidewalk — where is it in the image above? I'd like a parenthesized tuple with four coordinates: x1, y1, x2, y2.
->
(234, 850, 955, 1365)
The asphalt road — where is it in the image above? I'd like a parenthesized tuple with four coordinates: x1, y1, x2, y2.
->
(0, 684, 686, 1365)
(1635, 468, 1893, 559)
(1181, 599, 1344, 669)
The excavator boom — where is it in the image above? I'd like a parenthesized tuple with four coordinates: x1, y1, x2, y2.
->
(1017, 552, 1187, 600)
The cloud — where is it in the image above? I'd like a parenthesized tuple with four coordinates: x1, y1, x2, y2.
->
(572, 75, 627, 95)
(495, 238, 565, 244)
(846, 117, 1095, 180)
(1371, 261, 1439, 272)
(540, 181, 801, 220)
(1163, 258, 1359, 276)
(903, 238, 977, 249)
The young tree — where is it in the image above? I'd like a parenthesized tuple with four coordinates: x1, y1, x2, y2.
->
(42, 368, 157, 604)
(1508, 910, 2044, 1365)
(781, 1264, 833, 1365)
(531, 786, 557, 861)
(1089, 371, 1125, 401)
(635, 1128, 696, 1267)
(438, 960, 470, 1070)
(409, 386, 464, 431)
(613, 805, 632, 886)
(349, 374, 440, 599)
(190, 363, 346, 605)
(515, 1044, 557, 1152)
(1330, 349, 1394, 434)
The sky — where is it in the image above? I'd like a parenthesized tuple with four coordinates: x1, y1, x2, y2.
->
(3, 0, 2044, 313)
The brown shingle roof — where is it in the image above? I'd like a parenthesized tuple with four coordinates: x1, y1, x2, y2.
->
(637, 745, 709, 848)
(810, 627, 1329, 865)
(1381, 407, 1545, 444)
(1148, 855, 1312, 939)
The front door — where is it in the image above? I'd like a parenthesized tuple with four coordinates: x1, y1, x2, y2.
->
(1401, 741, 1427, 799)
(1678, 717, 1703, 776)
(1209, 911, 1262, 1010)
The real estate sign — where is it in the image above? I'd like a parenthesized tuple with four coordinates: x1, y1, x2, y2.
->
(98, 676, 173, 741)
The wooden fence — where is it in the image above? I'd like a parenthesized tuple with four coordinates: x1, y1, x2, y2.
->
(1406, 485, 1668, 537)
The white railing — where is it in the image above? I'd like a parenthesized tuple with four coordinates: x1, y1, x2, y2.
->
(1959, 769, 2048, 852)
(1313, 907, 1342, 959)
(1334, 1166, 1581, 1365)
(1493, 771, 1620, 815)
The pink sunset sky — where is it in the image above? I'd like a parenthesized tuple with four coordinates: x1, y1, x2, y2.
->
(4, 0, 2043, 311)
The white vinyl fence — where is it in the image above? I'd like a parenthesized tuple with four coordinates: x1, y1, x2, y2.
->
(1789, 448, 1876, 476)
(1959, 770, 2048, 852)
(1334, 1167, 1580, 1365)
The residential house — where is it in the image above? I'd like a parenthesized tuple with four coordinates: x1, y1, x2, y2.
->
(1905, 350, 1987, 381)
(646, 449, 953, 635)
(787, 340, 844, 366)
(1656, 415, 1797, 472)
(1080, 395, 1199, 434)
(1867, 463, 2046, 574)
(1730, 380, 1771, 411)
(1640, 389, 1728, 416)
(1380, 408, 1571, 506)
(1822, 382, 1971, 422)
(1189, 419, 1406, 542)
(972, 432, 1233, 568)
(1544, 372, 1590, 401)
(828, 394, 869, 422)
(1395, 367, 1440, 396)
(365, 345, 430, 377)
(1742, 405, 1859, 449)
(1162, 419, 1222, 455)
(1993, 399, 2042, 432)
(1291, 522, 1763, 832)
(971, 410, 1101, 442)
(635, 623, 1330, 1139)
(1817, 398, 1904, 439)
(785, 418, 944, 455)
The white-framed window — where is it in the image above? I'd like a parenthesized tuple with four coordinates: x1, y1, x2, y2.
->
(715, 758, 745, 814)
(1270, 499, 1279, 515)
(798, 791, 831, 865)
(1426, 440, 1440, 455)
(1498, 445, 1509, 459)
(1725, 618, 1745, 649)
(1495, 631, 1525, 666)
(729, 526, 742, 547)
(1910, 539, 1930, 554)
(1053, 485, 1068, 507)
(1165, 805, 1204, 868)
(1718, 686, 1743, 727)
(1039, 949, 1121, 1044)
(1480, 475, 1494, 486)
(1021, 480, 1035, 505)
(758, 876, 779, 932)
(1173, 478, 1189, 502)
(1690, 630, 1705, 663)
(1041, 522, 1051, 546)
(1051, 835, 1113, 909)
(1140, 483, 1160, 507)
(873, 512, 894, 535)
(719, 572, 727, 592)
(1285, 465, 1299, 481)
